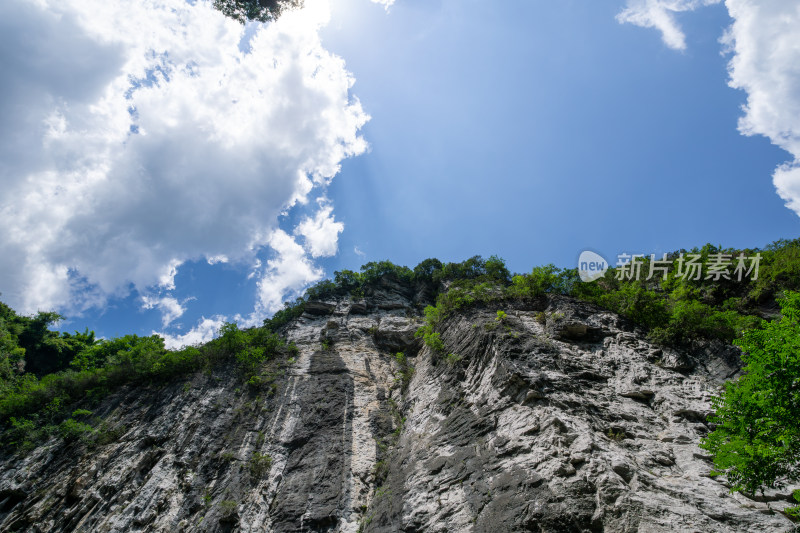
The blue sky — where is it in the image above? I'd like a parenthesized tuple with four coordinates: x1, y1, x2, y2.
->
(1, 0, 798, 344)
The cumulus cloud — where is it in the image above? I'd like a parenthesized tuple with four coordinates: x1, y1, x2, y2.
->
(0, 0, 367, 315)
(141, 295, 187, 328)
(256, 229, 324, 314)
(616, 0, 721, 50)
(722, 0, 800, 215)
(206, 256, 229, 265)
(619, 0, 800, 216)
(159, 316, 226, 349)
(295, 203, 344, 257)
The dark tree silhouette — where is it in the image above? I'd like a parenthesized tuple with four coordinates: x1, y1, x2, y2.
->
(213, 0, 303, 24)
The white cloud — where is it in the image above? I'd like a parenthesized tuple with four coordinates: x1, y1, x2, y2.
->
(141, 295, 187, 327)
(616, 0, 721, 50)
(158, 316, 226, 349)
(354, 246, 366, 257)
(158, 260, 182, 291)
(618, 0, 800, 217)
(369, 0, 395, 10)
(256, 229, 324, 313)
(774, 166, 800, 214)
(247, 258, 262, 280)
(722, 0, 800, 215)
(295, 203, 344, 257)
(206, 255, 229, 265)
(0, 0, 368, 314)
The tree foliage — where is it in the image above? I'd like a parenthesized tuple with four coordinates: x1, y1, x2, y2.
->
(212, 0, 302, 24)
(0, 309, 292, 451)
(0, 303, 100, 382)
(701, 291, 800, 514)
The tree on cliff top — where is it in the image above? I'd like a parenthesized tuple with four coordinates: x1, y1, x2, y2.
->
(213, 0, 303, 24)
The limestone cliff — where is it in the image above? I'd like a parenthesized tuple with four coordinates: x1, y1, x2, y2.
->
(0, 278, 797, 532)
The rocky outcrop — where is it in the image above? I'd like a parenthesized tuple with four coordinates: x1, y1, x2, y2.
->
(0, 284, 797, 532)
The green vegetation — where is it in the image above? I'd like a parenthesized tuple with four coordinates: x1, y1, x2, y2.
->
(0, 310, 291, 451)
(701, 291, 800, 515)
(263, 260, 418, 332)
(262, 241, 800, 385)
(217, 322, 284, 384)
(218, 499, 238, 521)
(58, 417, 94, 443)
(384, 398, 404, 439)
(416, 330, 445, 354)
(572, 241, 800, 346)
(0, 303, 97, 378)
(212, 0, 301, 24)
(408, 241, 800, 361)
(445, 353, 462, 366)
(248, 451, 272, 478)
(607, 429, 626, 442)
(393, 352, 414, 390)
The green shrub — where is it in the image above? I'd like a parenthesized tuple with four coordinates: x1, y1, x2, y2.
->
(93, 420, 126, 446)
(789, 491, 800, 519)
(597, 283, 669, 330)
(484, 255, 511, 283)
(70, 334, 160, 372)
(394, 352, 414, 389)
(434, 255, 508, 283)
(218, 499, 238, 520)
(445, 353, 462, 365)
(413, 258, 443, 282)
(607, 429, 625, 441)
(248, 452, 272, 478)
(7, 417, 36, 449)
(236, 346, 267, 373)
(422, 332, 445, 353)
(58, 418, 93, 442)
(264, 299, 306, 331)
(218, 323, 247, 354)
(360, 260, 413, 285)
(506, 264, 571, 298)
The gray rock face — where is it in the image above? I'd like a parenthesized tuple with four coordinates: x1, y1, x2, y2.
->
(0, 289, 797, 532)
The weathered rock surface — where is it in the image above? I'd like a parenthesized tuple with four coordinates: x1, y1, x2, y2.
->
(0, 286, 797, 532)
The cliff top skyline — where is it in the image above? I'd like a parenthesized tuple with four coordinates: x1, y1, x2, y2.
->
(1, 0, 798, 343)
